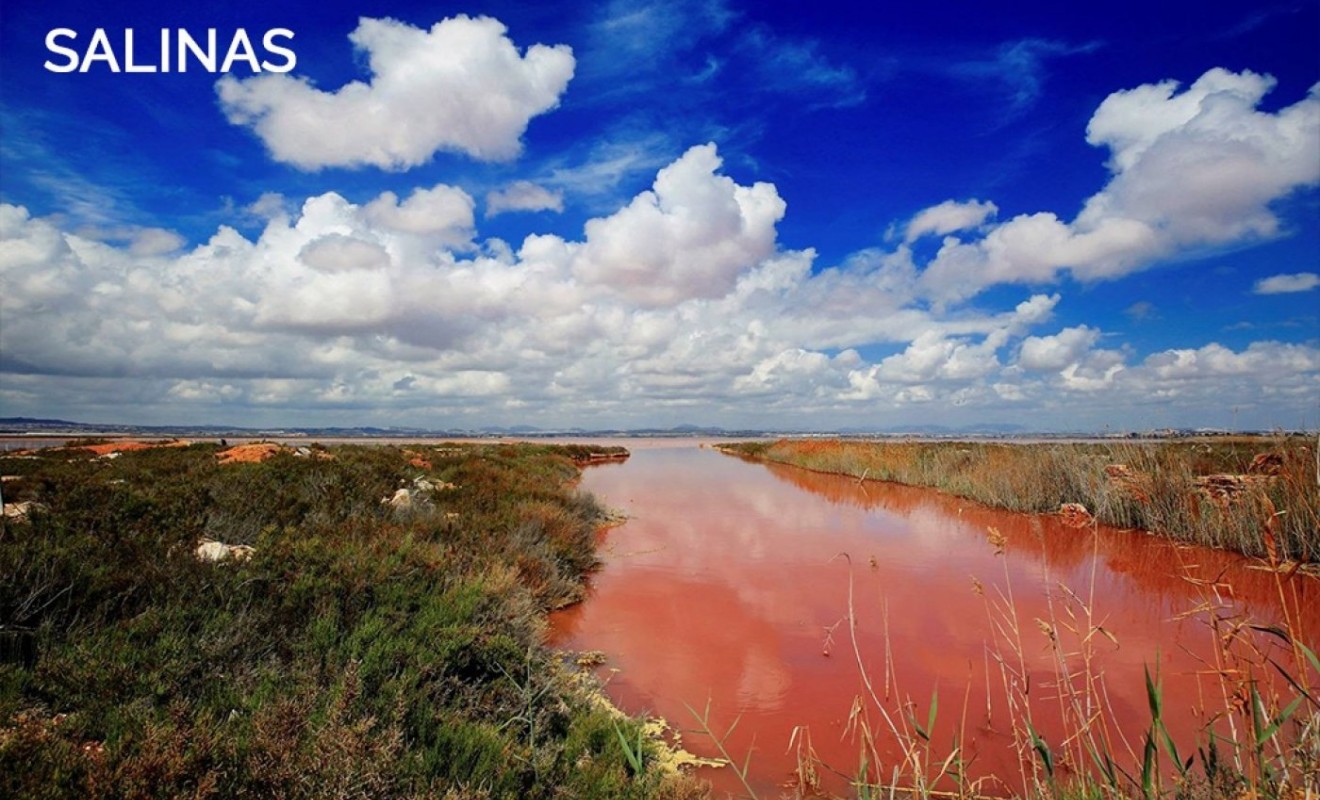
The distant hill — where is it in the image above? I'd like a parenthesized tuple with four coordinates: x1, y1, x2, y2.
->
(0, 417, 87, 427)
(0, 416, 1290, 440)
(838, 422, 1028, 435)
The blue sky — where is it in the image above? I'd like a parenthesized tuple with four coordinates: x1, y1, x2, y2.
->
(1, 0, 1317, 431)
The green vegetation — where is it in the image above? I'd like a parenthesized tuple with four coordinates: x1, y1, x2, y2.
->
(719, 437, 1319, 562)
(0, 441, 703, 799)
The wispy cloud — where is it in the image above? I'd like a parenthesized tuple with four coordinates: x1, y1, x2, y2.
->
(947, 38, 1102, 117)
(1253, 272, 1319, 294)
(1213, 3, 1310, 40)
(1124, 301, 1160, 321)
(736, 24, 866, 108)
(589, 0, 734, 61)
(0, 108, 142, 227)
(580, 0, 862, 108)
(539, 131, 679, 205)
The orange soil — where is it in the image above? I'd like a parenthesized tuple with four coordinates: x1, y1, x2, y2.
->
(216, 443, 286, 464)
(79, 441, 191, 456)
(403, 449, 432, 469)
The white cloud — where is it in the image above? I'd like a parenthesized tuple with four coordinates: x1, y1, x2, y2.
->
(217, 15, 575, 170)
(918, 68, 1320, 302)
(571, 143, 786, 306)
(1018, 325, 1101, 371)
(738, 24, 865, 107)
(882, 331, 1004, 383)
(1140, 341, 1320, 381)
(486, 181, 565, 216)
(298, 234, 391, 273)
(541, 133, 679, 202)
(3, 98, 1319, 430)
(1085, 69, 1272, 173)
(1059, 359, 1125, 392)
(732, 348, 848, 397)
(129, 228, 186, 257)
(246, 192, 289, 221)
(363, 184, 475, 245)
(1253, 272, 1320, 294)
(1077, 69, 1318, 249)
(905, 199, 997, 242)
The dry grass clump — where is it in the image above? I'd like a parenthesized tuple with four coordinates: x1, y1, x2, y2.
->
(722, 437, 1318, 562)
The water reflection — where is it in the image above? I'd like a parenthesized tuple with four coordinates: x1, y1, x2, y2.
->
(549, 447, 1316, 797)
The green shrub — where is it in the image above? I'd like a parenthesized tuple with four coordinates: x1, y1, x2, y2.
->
(1, 442, 696, 799)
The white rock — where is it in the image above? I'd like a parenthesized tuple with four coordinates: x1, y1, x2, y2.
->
(387, 488, 413, 509)
(196, 540, 255, 563)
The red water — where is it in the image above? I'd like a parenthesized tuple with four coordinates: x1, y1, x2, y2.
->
(548, 445, 1318, 798)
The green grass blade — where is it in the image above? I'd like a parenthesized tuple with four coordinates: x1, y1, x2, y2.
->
(612, 720, 643, 774)
(1144, 662, 1162, 721)
(1027, 722, 1054, 780)
(1140, 732, 1157, 799)
(1249, 684, 1267, 749)
(1256, 695, 1303, 746)
(1159, 722, 1186, 778)
(1300, 641, 1320, 677)
(1083, 738, 1118, 788)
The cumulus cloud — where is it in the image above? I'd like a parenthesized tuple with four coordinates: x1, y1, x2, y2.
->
(571, 143, 786, 306)
(919, 68, 1320, 302)
(217, 15, 575, 169)
(1141, 341, 1319, 381)
(486, 181, 565, 216)
(1018, 325, 1101, 371)
(3, 99, 1319, 430)
(1253, 272, 1319, 294)
(1077, 69, 1318, 247)
(246, 192, 289, 221)
(298, 234, 391, 273)
(129, 228, 186, 257)
(363, 184, 475, 245)
(904, 199, 997, 243)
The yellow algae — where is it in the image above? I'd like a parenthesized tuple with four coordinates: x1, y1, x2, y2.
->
(564, 660, 725, 774)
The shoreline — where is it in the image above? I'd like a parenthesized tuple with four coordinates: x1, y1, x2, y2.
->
(717, 437, 1319, 564)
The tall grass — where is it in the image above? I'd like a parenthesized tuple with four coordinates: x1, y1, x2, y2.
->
(0, 442, 704, 799)
(720, 438, 1319, 562)
(703, 438, 1319, 798)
